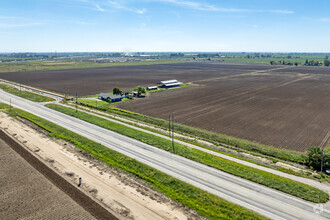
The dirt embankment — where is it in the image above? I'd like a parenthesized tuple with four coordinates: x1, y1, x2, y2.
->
(0, 131, 108, 220)
(0, 112, 201, 220)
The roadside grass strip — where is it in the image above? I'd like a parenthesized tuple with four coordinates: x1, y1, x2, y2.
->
(74, 100, 311, 179)
(6, 107, 267, 220)
(0, 84, 55, 102)
(0, 103, 10, 109)
(76, 101, 307, 164)
(46, 104, 329, 203)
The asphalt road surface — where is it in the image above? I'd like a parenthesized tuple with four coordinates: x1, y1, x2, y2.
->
(0, 89, 329, 220)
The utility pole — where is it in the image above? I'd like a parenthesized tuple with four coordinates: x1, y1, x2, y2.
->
(171, 112, 175, 153)
(75, 92, 78, 113)
(320, 131, 330, 173)
(169, 114, 171, 137)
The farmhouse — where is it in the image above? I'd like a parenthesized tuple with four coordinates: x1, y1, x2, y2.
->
(98, 93, 124, 102)
(157, 79, 182, 88)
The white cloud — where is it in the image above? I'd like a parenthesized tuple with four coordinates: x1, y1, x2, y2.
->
(95, 4, 105, 11)
(75, 0, 146, 14)
(153, 0, 244, 12)
(151, 0, 294, 14)
(0, 22, 42, 28)
(268, 10, 294, 14)
(0, 16, 18, 19)
(108, 0, 147, 14)
(319, 18, 330, 22)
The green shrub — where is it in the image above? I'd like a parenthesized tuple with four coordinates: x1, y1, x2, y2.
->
(307, 146, 330, 172)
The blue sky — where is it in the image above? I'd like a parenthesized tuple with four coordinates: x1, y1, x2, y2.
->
(0, 0, 329, 52)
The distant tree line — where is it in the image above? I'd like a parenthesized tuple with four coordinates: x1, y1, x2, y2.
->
(304, 59, 323, 66)
(269, 60, 300, 66)
(270, 57, 330, 67)
(170, 53, 184, 57)
(246, 54, 273, 59)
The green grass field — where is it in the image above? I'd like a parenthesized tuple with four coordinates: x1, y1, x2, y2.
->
(0, 60, 191, 73)
(0, 84, 55, 102)
(46, 103, 329, 203)
(3, 105, 268, 220)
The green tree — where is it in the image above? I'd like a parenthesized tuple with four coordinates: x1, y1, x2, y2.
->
(307, 147, 322, 171)
(113, 87, 122, 95)
(324, 59, 330, 67)
(132, 86, 146, 97)
(137, 86, 146, 96)
(305, 59, 309, 66)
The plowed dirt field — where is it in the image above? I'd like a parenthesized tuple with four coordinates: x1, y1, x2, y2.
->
(0, 62, 278, 96)
(115, 65, 330, 151)
(1, 62, 330, 151)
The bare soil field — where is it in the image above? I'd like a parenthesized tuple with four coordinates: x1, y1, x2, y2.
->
(0, 62, 278, 96)
(116, 72, 330, 152)
(0, 133, 99, 220)
(1, 62, 330, 151)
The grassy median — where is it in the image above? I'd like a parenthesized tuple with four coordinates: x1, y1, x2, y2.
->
(4, 106, 267, 220)
(0, 84, 55, 102)
(46, 103, 329, 203)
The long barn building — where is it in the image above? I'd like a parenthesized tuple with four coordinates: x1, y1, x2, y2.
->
(157, 79, 183, 88)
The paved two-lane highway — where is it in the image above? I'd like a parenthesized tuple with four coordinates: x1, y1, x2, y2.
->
(0, 89, 329, 220)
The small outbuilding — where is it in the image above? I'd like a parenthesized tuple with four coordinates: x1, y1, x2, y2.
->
(98, 93, 125, 102)
(147, 86, 158, 91)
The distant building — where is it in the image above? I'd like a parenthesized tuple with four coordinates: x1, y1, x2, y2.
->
(157, 79, 183, 88)
(98, 93, 124, 102)
(146, 86, 158, 91)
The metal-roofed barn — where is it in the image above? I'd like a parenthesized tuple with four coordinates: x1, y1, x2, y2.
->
(157, 79, 183, 88)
